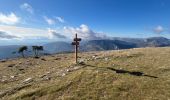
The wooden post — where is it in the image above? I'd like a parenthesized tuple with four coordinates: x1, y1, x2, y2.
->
(71, 33, 81, 64)
(75, 34, 78, 63)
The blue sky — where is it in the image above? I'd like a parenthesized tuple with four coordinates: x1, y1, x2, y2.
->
(0, 0, 170, 45)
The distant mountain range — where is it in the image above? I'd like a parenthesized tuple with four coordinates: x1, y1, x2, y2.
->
(0, 37, 170, 59)
(44, 41, 73, 53)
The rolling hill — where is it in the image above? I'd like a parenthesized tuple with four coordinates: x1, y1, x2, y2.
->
(0, 47, 170, 100)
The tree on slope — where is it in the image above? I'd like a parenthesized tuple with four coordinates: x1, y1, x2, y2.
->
(18, 46, 28, 58)
(32, 46, 43, 58)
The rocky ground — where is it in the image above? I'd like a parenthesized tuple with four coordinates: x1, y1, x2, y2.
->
(0, 47, 170, 100)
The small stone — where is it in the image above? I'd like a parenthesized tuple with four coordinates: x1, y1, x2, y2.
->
(41, 58, 46, 61)
(94, 57, 100, 60)
(10, 76, 15, 78)
(96, 70, 99, 73)
(8, 64, 15, 67)
(105, 58, 109, 61)
(66, 69, 70, 72)
(69, 66, 73, 68)
(54, 58, 61, 60)
(34, 56, 40, 59)
(62, 73, 66, 76)
(23, 78, 33, 83)
(92, 55, 96, 58)
(79, 61, 85, 65)
(40, 74, 46, 78)
(18, 74, 22, 76)
(0, 59, 6, 63)
(87, 58, 91, 61)
(18, 68, 24, 71)
(74, 66, 79, 70)
(46, 72, 50, 74)
(1, 79, 7, 82)
(79, 59, 85, 62)
(42, 76, 51, 81)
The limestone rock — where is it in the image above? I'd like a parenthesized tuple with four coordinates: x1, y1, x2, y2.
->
(23, 78, 33, 84)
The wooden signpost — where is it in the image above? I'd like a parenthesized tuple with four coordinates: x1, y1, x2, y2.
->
(72, 33, 81, 63)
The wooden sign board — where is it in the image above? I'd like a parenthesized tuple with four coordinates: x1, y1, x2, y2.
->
(74, 38, 81, 41)
(71, 42, 79, 45)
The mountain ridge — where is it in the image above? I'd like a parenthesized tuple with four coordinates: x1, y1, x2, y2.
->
(0, 36, 170, 59)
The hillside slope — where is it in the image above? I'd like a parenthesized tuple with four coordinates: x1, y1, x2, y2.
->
(0, 47, 170, 100)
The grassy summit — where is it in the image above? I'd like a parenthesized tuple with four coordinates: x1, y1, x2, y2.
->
(0, 47, 170, 100)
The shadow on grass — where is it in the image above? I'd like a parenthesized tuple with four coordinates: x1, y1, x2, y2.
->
(106, 67, 158, 78)
(79, 63, 158, 78)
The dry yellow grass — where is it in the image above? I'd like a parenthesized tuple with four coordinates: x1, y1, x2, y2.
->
(0, 47, 170, 100)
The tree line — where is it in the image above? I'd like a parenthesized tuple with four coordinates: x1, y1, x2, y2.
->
(18, 46, 44, 58)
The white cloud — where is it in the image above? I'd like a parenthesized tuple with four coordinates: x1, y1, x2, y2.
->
(44, 16, 65, 25)
(0, 12, 20, 25)
(20, 3, 34, 14)
(48, 28, 67, 39)
(0, 30, 20, 39)
(44, 16, 55, 25)
(154, 25, 164, 34)
(0, 24, 109, 41)
(56, 17, 65, 23)
(64, 24, 109, 40)
(0, 25, 48, 39)
(0, 25, 65, 40)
